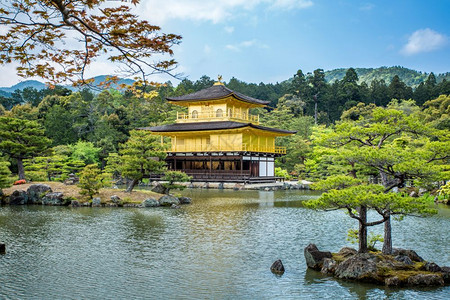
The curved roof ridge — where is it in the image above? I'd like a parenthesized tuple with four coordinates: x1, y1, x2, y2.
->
(166, 84, 269, 106)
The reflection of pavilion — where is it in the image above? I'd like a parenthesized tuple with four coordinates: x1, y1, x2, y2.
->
(143, 81, 295, 183)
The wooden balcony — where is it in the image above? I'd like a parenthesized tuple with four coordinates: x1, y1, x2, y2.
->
(176, 111, 260, 124)
(169, 143, 286, 154)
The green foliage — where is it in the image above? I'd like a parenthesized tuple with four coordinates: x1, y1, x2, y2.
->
(0, 159, 12, 189)
(275, 167, 291, 180)
(347, 229, 384, 251)
(78, 164, 104, 199)
(24, 154, 68, 181)
(119, 130, 167, 192)
(438, 182, 450, 202)
(0, 116, 51, 179)
(69, 141, 101, 165)
(311, 175, 362, 191)
(161, 171, 191, 194)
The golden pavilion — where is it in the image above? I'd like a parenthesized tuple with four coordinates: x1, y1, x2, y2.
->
(143, 80, 295, 182)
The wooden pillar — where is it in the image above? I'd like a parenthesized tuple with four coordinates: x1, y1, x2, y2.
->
(240, 156, 243, 176)
(174, 156, 177, 170)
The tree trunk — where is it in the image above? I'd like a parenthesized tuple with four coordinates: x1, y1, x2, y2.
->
(314, 101, 318, 125)
(126, 178, 138, 193)
(382, 213, 392, 254)
(17, 158, 25, 180)
(358, 205, 368, 253)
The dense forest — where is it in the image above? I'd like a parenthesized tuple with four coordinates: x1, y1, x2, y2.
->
(0, 67, 449, 184)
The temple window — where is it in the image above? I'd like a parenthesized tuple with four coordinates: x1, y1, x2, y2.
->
(216, 108, 223, 117)
(192, 110, 198, 119)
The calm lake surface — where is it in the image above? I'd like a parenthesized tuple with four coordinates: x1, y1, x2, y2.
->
(0, 189, 449, 299)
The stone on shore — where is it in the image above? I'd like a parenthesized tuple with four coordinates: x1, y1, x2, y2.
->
(42, 192, 65, 205)
(92, 197, 101, 207)
(141, 198, 160, 207)
(27, 184, 52, 204)
(151, 183, 168, 194)
(321, 258, 337, 274)
(9, 190, 28, 205)
(270, 259, 285, 275)
(110, 195, 121, 204)
(159, 195, 180, 206)
(304, 243, 332, 271)
(407, 274, 444, 286)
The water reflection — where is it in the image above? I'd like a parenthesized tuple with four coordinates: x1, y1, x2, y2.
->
(0, 189, 449, 299)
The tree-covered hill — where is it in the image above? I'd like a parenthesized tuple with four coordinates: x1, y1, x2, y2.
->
(324, 66, 450, 87)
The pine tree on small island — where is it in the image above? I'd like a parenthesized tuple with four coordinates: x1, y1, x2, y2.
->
(304, 102, 448, 254)
(161, 171, 191, 194)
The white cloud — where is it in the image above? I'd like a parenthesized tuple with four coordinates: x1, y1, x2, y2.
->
(224, 26, 235, 34)
(225, 39, 269, 52)
(137, 0, 313, 24)
(401, 28, 447, 55)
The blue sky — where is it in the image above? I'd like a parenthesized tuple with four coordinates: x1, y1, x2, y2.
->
(1, 0, 449, 86)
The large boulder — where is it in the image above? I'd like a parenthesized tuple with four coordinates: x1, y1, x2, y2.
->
(159, 195, 180, 206)
(151, 183, 168, 194)
(27, 184, 52, 204)
(42, 192, 65, 205)
(304, 244, 332, 271)
(334, 253, 378, 281)
(9, 190, 28, 205)
(407, 274, 444, 286)
(110, 195, 121, 204)
(440, 266, 450, 284)
(392, 248, 423, 262)
(141, 198, 160, 207)
(424, 262, 441, 272)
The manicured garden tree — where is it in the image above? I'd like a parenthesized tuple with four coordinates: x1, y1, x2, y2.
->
(119, 130, 167, 192)
(0, 159, 12, 195)
(306, 175, 436, 253)
(0, 117, 51, 180)
(305, 103, 447, 254)
(78, 164, 103, 200)
(24, 154, 68, 181)
(161, 171, 191, 194)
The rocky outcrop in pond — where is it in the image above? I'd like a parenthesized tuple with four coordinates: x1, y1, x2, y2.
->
(304, 244, 449, 287)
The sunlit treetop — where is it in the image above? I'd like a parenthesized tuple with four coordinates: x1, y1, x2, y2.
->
(0, 0, 182, 87)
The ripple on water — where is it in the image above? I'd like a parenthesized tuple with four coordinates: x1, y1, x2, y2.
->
(0, 190, 449, 299)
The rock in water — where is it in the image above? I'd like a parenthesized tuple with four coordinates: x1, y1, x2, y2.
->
(9, 190, 28, 205)
(338, 247, 357, 258)
(0, 243, 5, 254)
(159, 195, 180, 206)
(27, 184, 52, 204)
(304, 244, 332, 270)
(334, 253, 377, 281)
(321, 258, 337, 274)
(407, 274, 444, 286)
(270, 259, 285, 275)
(178, 196, 191, 204)
(424, 262, 441, 272)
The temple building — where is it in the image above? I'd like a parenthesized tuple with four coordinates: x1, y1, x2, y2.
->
(142, 80, 295, 182)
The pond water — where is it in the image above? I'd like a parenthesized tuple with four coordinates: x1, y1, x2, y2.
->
(0, 189, 449, 299)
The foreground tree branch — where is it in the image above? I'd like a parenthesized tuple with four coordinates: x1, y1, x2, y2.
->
(0, 0, 182, 86)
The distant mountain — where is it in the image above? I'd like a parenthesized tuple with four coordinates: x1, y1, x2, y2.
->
(0, 75, 135, 95)
(324, 66, 450, 87)
(0, 80, 46, 94)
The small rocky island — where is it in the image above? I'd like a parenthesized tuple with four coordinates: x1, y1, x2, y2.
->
(1, 183, 191, 208)
(304, 244, 449, 287)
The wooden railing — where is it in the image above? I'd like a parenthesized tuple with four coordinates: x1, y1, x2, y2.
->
(170, 143, 286, 154)
(176, 111, 259, 124)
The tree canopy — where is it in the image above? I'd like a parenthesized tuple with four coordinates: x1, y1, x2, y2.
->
(0, 0, 182, 85)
